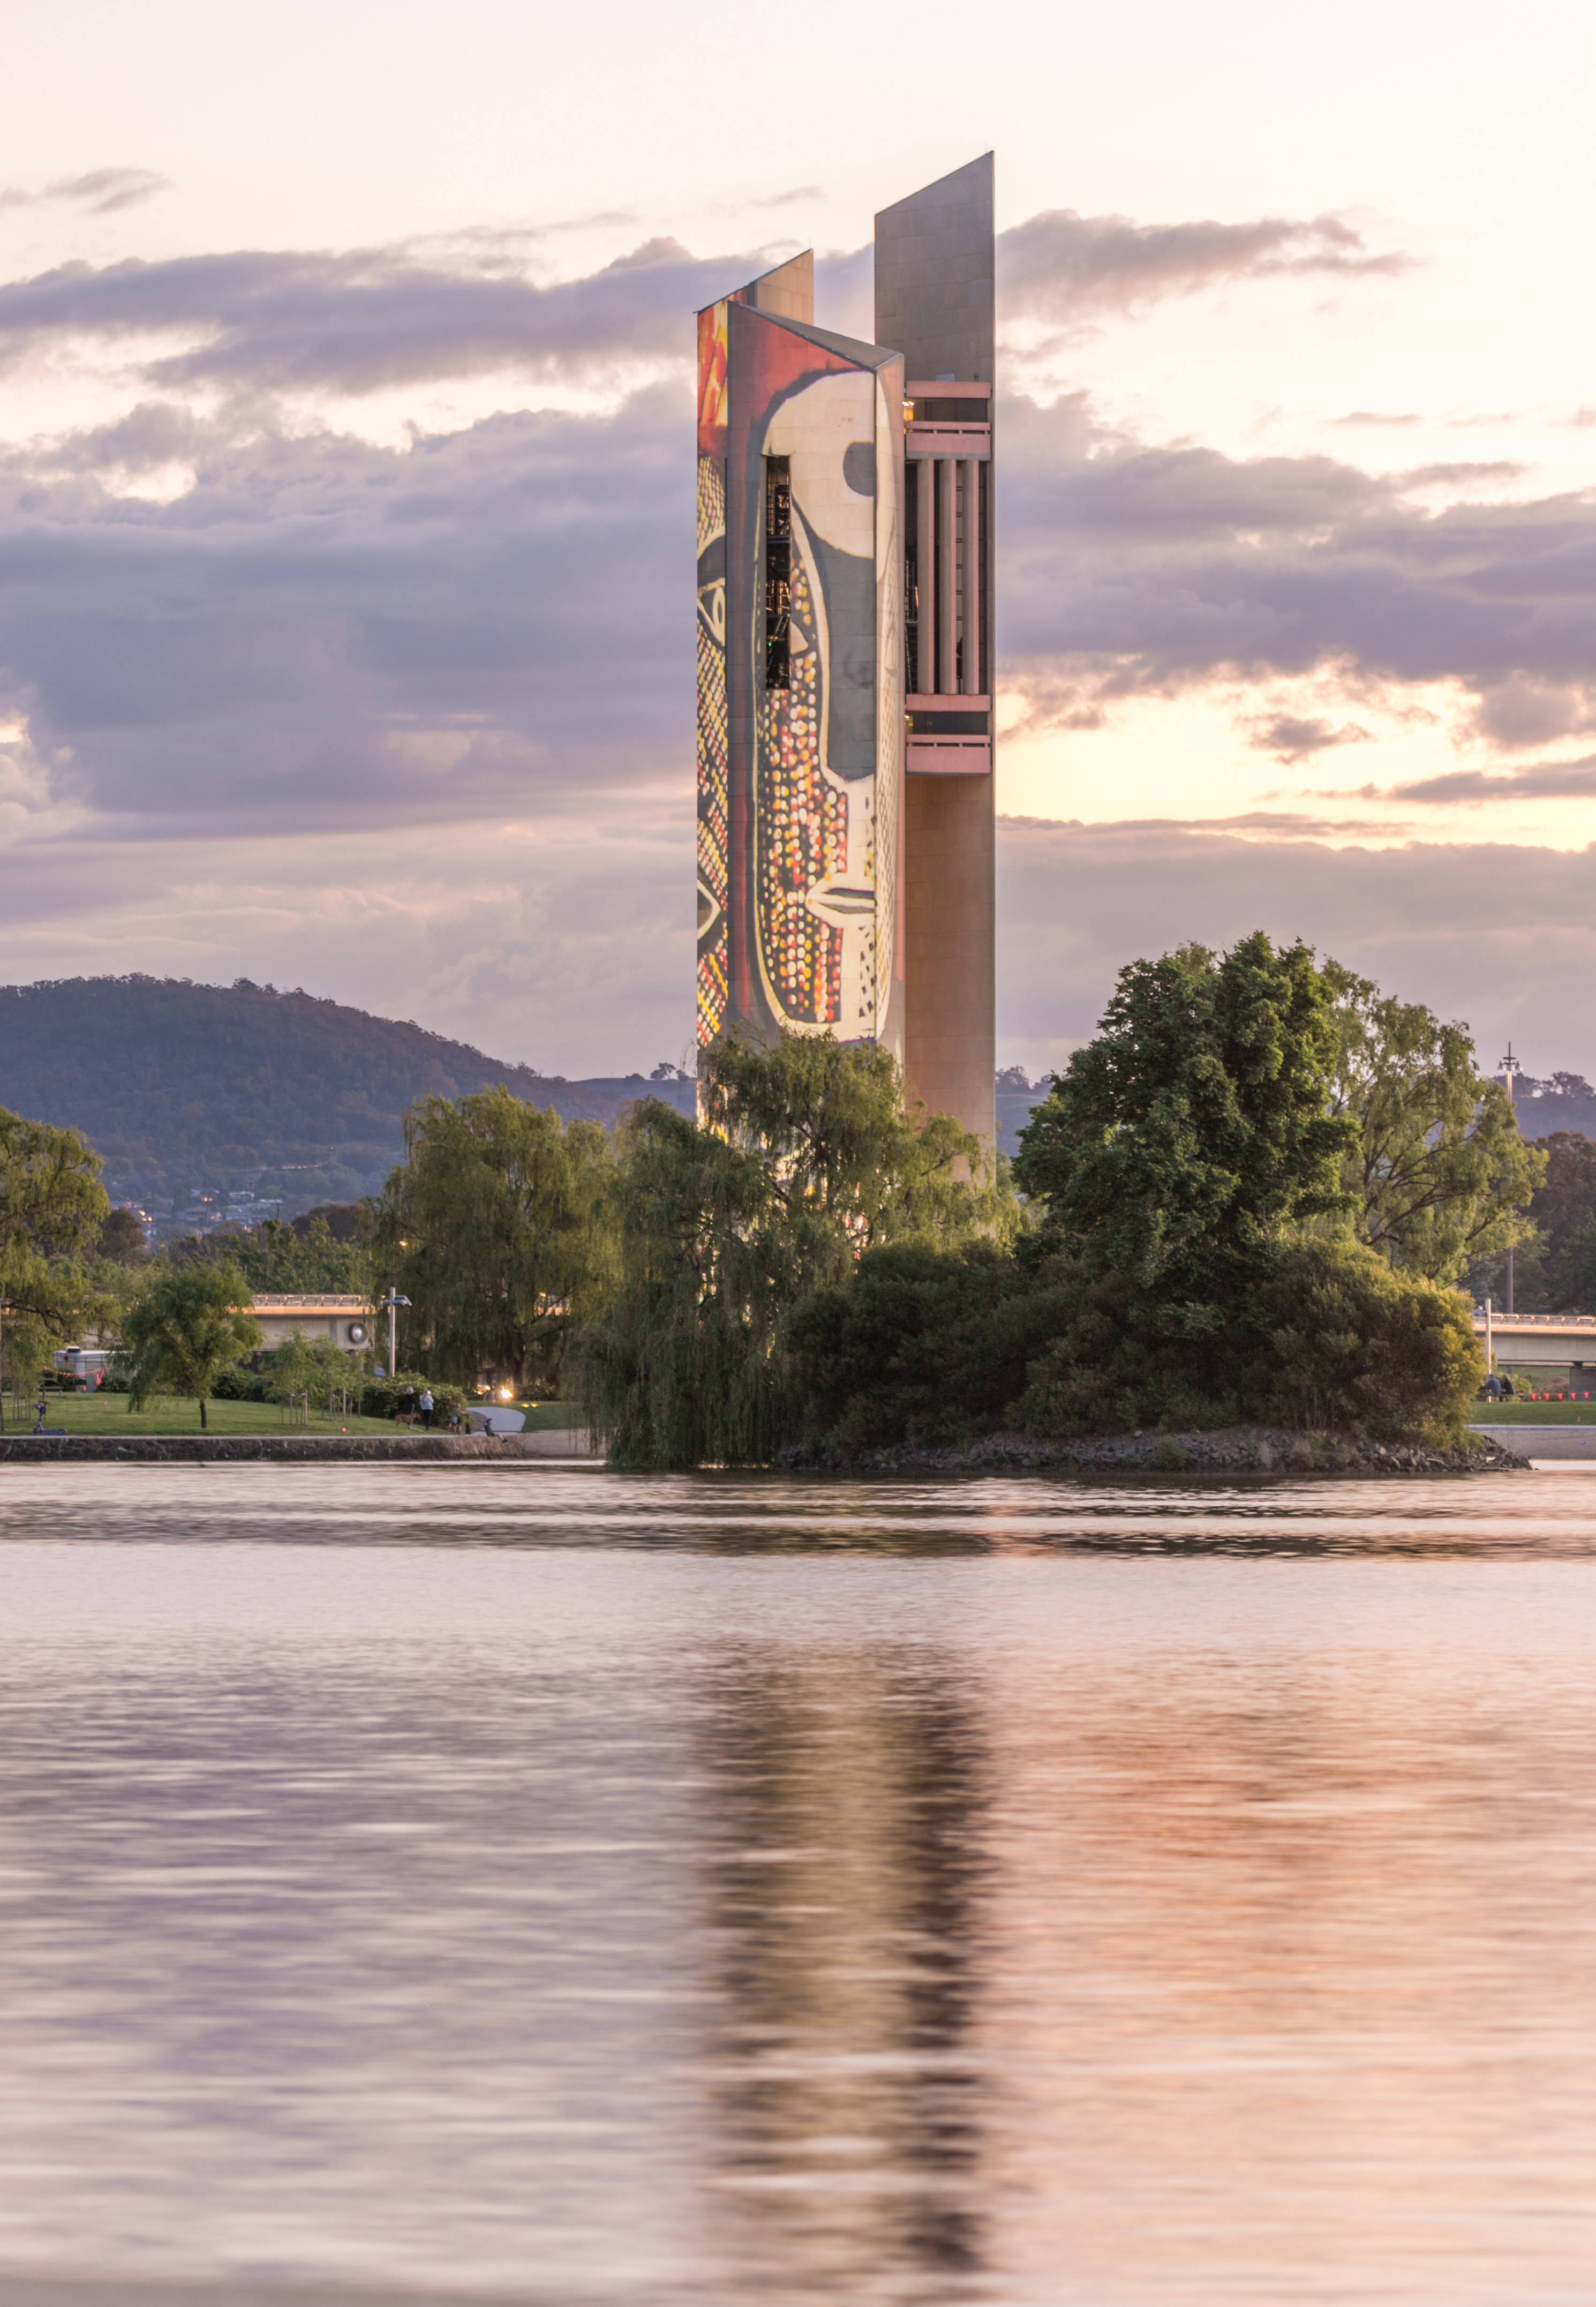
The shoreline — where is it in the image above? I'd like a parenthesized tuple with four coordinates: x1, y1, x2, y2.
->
(781, 1426, 1531, 1477)
(0, 1432, 597, 1463)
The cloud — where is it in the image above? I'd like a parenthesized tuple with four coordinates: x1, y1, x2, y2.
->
(0, 201, 1591, 1072)
(1246, 713, 1372, 762)
(997, 209, 1408, 330)
(1387, 753, 1596, 804)
(0, 385, 691, 836)
(0, 237, 767, 397)
(0, 200, 1412, 405)
(995, 816, 1596, 1079)
(998, 394, 1596, 745)
(1331, 410, 1421, 428)
(0, 168, 168, 216)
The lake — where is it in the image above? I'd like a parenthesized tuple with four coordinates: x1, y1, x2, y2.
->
(0, 1463, 1593, 2306)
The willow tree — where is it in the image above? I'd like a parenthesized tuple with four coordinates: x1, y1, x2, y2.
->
(370, 1087, 615, 1394)
(574, 1031, 1008, 1470)
(0, 1107, 116, 1410)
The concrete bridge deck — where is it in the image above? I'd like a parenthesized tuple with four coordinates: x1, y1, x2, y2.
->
(1473, 1312, 1596, 1364)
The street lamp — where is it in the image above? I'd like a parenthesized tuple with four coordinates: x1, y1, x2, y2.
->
(1500, 1045, 1522, 1316)
(378, 1289, 411, 1381)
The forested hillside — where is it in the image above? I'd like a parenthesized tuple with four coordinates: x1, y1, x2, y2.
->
(0, 976, 694, 1225)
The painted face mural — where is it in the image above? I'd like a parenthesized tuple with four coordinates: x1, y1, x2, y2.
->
(697, 296, 901, 1054)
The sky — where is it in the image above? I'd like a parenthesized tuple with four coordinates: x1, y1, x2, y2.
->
(2, 0, 1595, 1079)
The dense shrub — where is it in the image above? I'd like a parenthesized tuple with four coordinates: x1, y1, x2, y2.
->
(358, 1372, 469, 1423)
(789, 1242, 1072, 1451)
(1016, 1237, 1480, 1444)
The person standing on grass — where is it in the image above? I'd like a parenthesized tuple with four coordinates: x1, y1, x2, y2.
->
(399, 1382, 417, 1425)
(419, 1386, 434, 1431)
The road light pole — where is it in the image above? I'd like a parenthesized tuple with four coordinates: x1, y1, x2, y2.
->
(0, 1298, 14, 1435)
(1501, 1044, 1522, 1316)
(378, 1289, 411, 1381)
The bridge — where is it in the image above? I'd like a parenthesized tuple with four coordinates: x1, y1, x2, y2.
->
(1473, 1311, 1596, 1367)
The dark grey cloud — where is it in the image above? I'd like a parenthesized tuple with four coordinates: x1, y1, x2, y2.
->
(0, 237, 764, 397)
(1247, 713, 1371, 762)
(0, 168, 168, 216)
(0, 200, 1593, 1068)
(996, 816, 1596, 1079)
(996, 209, 1407, 329)
(0, 385, 690, 835)
(1387, 754, 1596, 804)
(998, 393, 1596, 742)
(0, 199, 1410, 405)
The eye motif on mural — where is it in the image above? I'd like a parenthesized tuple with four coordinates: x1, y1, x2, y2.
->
(754, 371, 882, 1038)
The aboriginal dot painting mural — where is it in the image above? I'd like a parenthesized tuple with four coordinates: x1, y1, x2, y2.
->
(697, 276, 902, 1059)
(695, 299, 731, 1044)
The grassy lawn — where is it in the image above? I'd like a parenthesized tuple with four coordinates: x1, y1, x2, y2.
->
(15, 1393, 589, 1437)
(1471, 1397, 1596, 1425)
(521, 1401, 583, 1430)
(23, 1395, 402, 1438)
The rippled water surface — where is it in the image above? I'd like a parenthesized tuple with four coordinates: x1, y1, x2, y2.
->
(2, 1463, 1595, 2306)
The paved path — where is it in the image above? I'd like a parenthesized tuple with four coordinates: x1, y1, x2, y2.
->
(1471, 1423, 1596, 1461)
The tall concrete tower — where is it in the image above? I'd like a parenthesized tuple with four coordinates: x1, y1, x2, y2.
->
(876, 154, 995, 1153)
(696, 156, 995, 1156)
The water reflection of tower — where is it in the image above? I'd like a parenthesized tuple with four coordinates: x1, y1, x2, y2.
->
(691, 1646, 989, 2301)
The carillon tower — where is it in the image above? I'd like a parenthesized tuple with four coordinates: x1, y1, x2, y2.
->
(696, 155, 995, 1154)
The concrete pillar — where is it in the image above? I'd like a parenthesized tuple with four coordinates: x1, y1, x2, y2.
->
(903, 772, 996, 1151)
(915, 456, 935, 694)
(936, 459, 957, 695)
(960, 460, 981, 694)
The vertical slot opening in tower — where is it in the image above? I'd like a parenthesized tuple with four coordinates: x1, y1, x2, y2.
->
(764, 455, 791, 689)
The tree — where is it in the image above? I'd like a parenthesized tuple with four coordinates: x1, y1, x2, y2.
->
(1320, 963, 1544, 1284)
(96, 1207, 147, 1265)
(120, 1264, 263, 1429)
(370, 1086, 614, 1394)
(575, 1031, 1008, 1469)
(171, 1213, 365, 1292)
(1014, 933, 1354, 1295)
(0, 1107, 115, 1411)
(1011, 937, 1483, 1438)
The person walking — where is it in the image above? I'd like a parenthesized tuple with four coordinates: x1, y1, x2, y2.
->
(419, 1387, 435, 1431)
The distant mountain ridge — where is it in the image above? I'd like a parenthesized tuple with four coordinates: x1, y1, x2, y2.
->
(0, 975, 695, 1223)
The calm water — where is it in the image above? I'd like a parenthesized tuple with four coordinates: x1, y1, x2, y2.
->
(1, 1464, 1594, 2306)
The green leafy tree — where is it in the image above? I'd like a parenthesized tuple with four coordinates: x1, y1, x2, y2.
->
(261, 1332, 360, 1416)
(370, 1087, 614, 1394)
(172, 1213, 366, 1292)
(120, 1263, 263, 1430)
(1321, 963, 1544, 1284)
(1015, 933, 1354, 1294)
(1012, 936, 1482, 1438)
(575, 1031, 1009, 1469)
(0, 1108, 116, 1412)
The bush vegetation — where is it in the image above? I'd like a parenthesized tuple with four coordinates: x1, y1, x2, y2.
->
(576, 936, 1500, 1464)
(0, 932, 1526, 1457)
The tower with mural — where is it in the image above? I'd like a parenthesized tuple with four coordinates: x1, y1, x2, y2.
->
(696, 155, 995, 1153)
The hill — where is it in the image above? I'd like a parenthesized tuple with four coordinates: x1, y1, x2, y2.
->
(0, 976, 695, 1230)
